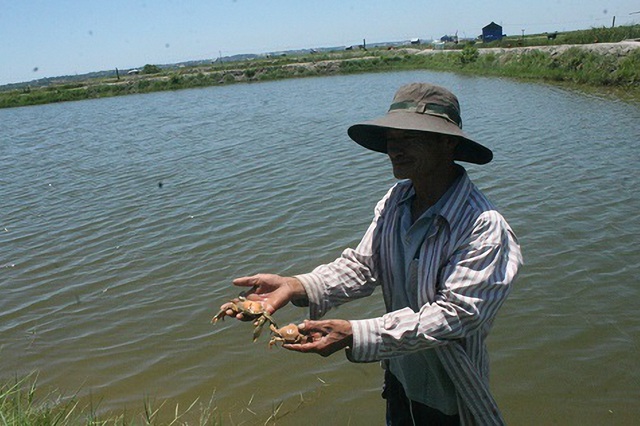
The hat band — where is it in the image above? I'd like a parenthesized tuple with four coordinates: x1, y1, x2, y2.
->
(388, 101, 462, 128)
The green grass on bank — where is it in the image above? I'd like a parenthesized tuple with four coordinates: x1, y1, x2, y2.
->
(385, 44, 640, 87)
(1, 24, 639, 108)
(0, 374, 327, 426)
(0, 374, 222, 426)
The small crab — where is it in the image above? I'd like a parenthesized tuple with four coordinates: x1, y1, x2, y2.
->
(269, 323, 309, 348)
(211, 297, 277, 341)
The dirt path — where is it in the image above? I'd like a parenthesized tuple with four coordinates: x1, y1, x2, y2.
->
(283, 41, 640, 77)
(416, 39, 640, 57)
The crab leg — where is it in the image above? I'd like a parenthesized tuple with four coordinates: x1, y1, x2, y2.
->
(211, 302, 238, 324)
(252, 315, 278, 342)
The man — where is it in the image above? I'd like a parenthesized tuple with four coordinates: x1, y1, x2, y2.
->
(221, 83, 523, 425)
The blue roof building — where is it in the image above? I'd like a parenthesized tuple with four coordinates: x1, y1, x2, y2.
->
(482, 22, 504, 42)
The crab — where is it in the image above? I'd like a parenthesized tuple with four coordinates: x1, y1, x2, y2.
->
(268, 323, 309, 348)
(211, 297, 277, 341)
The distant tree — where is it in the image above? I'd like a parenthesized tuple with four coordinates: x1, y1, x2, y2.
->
(142, 64, 161, 74)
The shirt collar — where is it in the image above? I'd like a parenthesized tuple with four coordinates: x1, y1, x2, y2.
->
(398, 186, 416, 207)
(438, 165, 473, 228)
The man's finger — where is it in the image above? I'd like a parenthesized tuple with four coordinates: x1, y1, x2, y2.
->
(239, 284, 259, 297)
(283, 342, 316, 352)
(264, 301, 277, 315)
(284, 342, 333, 357)
(299, 320, 326, 332)
(232, 276, 259, 287)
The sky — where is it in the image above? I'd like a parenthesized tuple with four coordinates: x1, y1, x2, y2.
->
(1, 0, 639, 86)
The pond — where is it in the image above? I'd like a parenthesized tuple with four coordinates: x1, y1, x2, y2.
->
(1, 71, 639, 424)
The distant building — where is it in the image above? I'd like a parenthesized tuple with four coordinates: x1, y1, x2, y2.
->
(482, 22, 504, 42)
(411, 38, 420, 45)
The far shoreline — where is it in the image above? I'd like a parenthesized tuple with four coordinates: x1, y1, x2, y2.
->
(2, 25, 639, 108)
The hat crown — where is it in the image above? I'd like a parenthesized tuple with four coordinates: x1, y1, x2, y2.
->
(346, 81, 493, 165)
(389, 83, 462, 128)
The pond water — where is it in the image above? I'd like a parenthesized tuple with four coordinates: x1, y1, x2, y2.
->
(1, 71, 639, 424)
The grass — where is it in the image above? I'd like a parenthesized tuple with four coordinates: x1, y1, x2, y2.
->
(438, 45, 640, 86)
(1, 24, 639, 108)
(0, 373, 330, 426)
(0, 373, 222, 426)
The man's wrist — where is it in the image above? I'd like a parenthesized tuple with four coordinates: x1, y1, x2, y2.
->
(285, 277, 308, 302)
(344, 320, 354, 348)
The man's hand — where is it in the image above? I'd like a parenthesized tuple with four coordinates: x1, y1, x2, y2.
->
(219, 274, 307, 320)
(283, 319, 353, 357)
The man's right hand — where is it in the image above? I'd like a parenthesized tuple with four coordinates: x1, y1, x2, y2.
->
(227, 273, 307, 319)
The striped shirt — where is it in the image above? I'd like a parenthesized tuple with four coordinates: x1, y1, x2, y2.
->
(389, 180, 458, 415)
(295, 167, 523, 425)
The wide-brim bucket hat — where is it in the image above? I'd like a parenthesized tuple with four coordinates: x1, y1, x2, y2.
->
(347, 83, 493, 165)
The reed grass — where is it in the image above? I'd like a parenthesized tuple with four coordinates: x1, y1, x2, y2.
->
(0, 373, 331, 425)
(0, 374, 223, 426)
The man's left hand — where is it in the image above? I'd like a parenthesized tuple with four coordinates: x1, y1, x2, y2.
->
(283, 319, 353, 357)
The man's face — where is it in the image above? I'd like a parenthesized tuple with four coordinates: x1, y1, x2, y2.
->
(386, 130, 454, 180)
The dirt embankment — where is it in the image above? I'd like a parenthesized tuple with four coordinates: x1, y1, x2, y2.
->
(279, 40, 640, 75)
(418, 39, 640, 57)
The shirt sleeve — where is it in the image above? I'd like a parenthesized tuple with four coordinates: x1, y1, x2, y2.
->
(348, 210, 523, 362)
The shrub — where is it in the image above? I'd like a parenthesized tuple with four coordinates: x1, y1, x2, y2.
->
(460, 44, 479, 65)
(613, 49, 640, 84)
(142, 64, 162, 74)
(137, 79, 151, 91)
(170, 74, 183, 85)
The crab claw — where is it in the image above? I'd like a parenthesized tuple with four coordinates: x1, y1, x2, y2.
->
(262, 312, 277, 328)
(268, 324, 280, 348)
(211, 310, 226, 324)
(252, 314, 278, 342)
(268, 337, 280, 348)
(252, 316, 267, 342)
(211, 302, 237, 324)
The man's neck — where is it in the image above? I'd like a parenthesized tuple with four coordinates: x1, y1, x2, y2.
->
(410, 164, 460, 221)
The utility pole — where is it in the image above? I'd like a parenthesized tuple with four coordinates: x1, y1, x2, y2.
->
(612, 16, 616, 28)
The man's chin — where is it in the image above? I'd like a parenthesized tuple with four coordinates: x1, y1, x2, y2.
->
(391, 165, 412, 180)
